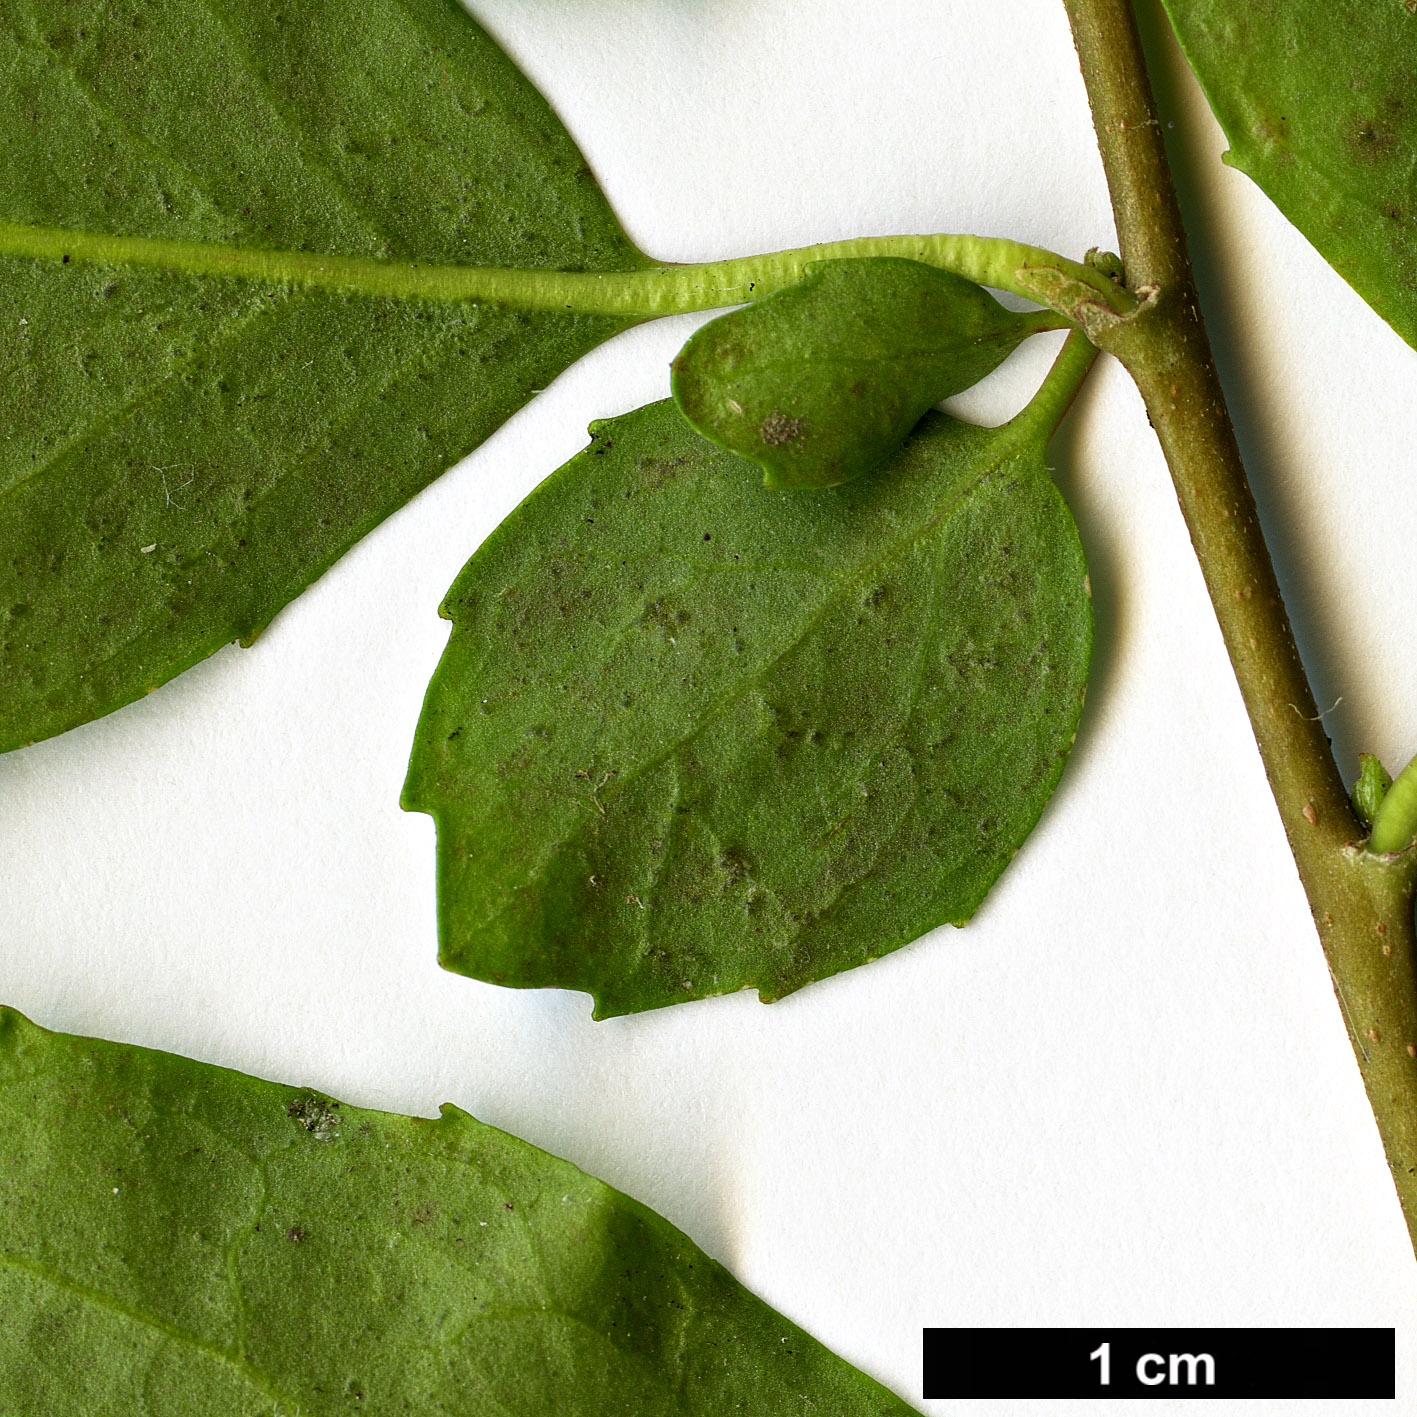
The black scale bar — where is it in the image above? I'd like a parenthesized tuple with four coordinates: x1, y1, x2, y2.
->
(923, 1327, 1395, 1399)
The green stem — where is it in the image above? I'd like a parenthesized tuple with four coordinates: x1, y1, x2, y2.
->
(1063, 0, 1417, 1255)
(0, 217, 1129, 321)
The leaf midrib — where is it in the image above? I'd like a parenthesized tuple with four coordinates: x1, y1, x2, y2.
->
(0, 217, 647, 309)
(0, 220, 1116, 322)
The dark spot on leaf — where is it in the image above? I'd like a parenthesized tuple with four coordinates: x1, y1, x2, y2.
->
(717, 847, 753, 884)
(759, 412, 806, 447)
(287, 1093, 341, 1140)
(638, 455, 691, 489)
(641, 598, 690, 636)
(1349, 117, 1397, 160)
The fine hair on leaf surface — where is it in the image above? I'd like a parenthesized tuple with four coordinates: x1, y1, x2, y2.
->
(0, 1006, 919, 1415)
(403, 337, 1094, 1017)
(1161, 0, 1417, 352)
(0, 0, 643, 753)
(7, 0, 1417, 1403)
(670, 257, 1065, 490)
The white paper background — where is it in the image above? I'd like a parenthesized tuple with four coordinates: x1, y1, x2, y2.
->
(3, 1, 1415, 1412)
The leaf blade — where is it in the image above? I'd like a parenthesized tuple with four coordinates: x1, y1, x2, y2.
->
(1161, 0, 1417, 349)
(0, 1006, 918, 1414)
(670, 257, 1052, 489)
(404, 398, 1091, 1016)
(0, 0, 644, 751)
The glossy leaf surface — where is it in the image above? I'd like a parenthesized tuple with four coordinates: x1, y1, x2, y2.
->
(1163, 0, 1417, 349)
(404, 395, 1091, 1017)
(670, 258, 1051, 489)
(0, 0, 642, 752)
(0, 1007, 917, 1415)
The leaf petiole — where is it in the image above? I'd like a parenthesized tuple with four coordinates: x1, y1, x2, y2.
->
(1009, 327, 1098, 441)
(0, 217, 1129, 323)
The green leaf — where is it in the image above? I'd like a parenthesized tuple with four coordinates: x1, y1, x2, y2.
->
(403, 366, 1092, 1017)
(670, 257, 1057, 489)
(1161, 0, 1417, 349)
(1352, 752, 1393, 831)
(0, 1007, 917, 1415)
(1368, 750, 1417, 855)
(0, 0, 644, 753)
